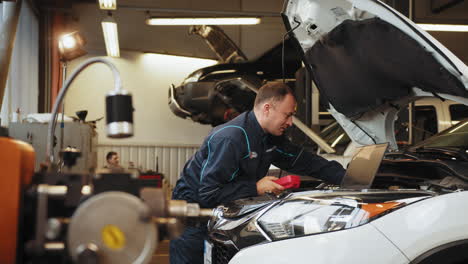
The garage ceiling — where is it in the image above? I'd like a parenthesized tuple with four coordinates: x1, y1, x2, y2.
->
(35, 0, 286, 60)
(34, 0, 468, 62)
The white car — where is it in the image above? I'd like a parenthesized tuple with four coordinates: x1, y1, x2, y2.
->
(205, 0, 468, 263)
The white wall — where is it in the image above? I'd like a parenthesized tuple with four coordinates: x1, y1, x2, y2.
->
(64, 50, 215, 145)
(61, 0, 288, 171)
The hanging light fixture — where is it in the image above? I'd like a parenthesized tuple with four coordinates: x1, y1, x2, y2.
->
(101, 13, 120, 57)
(58, 31, 87, 61)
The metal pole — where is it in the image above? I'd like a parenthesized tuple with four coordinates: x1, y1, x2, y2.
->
(408, 102, 414, 145)
(408, 0, 414, 145)
(305, 68, 312, 127)
(59, 62, 67, 161)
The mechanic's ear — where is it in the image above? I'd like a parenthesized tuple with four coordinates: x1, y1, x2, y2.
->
(263, 103, 271, 115)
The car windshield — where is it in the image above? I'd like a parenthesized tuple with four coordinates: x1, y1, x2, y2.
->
(411, 119, 468, 149)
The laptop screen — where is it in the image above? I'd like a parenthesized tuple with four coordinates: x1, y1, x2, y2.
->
(340, 143, 389, 189)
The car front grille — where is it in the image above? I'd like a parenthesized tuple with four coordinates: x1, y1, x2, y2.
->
(212, 241, 238, 264)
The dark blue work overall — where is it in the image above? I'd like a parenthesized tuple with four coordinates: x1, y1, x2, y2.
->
(170, 111, 345, 264)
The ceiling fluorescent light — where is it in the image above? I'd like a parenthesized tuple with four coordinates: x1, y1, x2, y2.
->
(417, 23, 468, 32)
(101, 15, 120, 57)
(98, 0, 117, 10)
(146, 17, 261, 26)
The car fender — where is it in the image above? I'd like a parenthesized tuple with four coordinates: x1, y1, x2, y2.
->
(370, 191, 468, 261)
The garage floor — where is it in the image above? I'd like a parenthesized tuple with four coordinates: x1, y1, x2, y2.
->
(150, 240, 170, 264)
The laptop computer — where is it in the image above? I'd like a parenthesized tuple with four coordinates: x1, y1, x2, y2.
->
(340, 143, 389, 189)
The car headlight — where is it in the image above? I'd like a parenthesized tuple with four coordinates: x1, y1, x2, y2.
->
(257, 196, 404, 241)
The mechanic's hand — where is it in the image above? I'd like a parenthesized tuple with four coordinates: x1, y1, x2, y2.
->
(257, 176, 285, 196)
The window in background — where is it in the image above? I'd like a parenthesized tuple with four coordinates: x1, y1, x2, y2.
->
(414, 106, 438, 143)
(449, 104, 468, 123)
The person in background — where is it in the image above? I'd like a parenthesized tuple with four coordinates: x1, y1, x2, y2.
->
(104, 151, 123, 170)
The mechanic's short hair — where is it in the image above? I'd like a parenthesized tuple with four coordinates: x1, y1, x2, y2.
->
(254, 82, 294, 107)
(106, 151, 117, 161)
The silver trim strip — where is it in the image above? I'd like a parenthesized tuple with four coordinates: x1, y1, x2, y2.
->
(253, 201, 282, 242)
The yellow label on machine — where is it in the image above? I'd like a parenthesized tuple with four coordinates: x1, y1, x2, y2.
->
(102, 224, 126, 250)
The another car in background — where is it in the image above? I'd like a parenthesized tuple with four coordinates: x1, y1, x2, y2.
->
(168, 25, 302, 126)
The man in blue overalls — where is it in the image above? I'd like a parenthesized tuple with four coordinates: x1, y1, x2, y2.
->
(170, 82, 345, 264)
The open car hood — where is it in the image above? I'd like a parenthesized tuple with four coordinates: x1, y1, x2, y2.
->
(189, 25, 248, 63)
(282, 0, 468, 150)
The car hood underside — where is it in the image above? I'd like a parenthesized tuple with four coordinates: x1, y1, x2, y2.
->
(282, 0, 468, 149)
(304, 17, 467, 118)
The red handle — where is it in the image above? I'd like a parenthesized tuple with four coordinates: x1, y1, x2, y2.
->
(274, 175, 301, 189)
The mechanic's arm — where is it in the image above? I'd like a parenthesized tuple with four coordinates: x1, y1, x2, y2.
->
(272, 139, 345, 185)
(198, 136, 258, 208)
